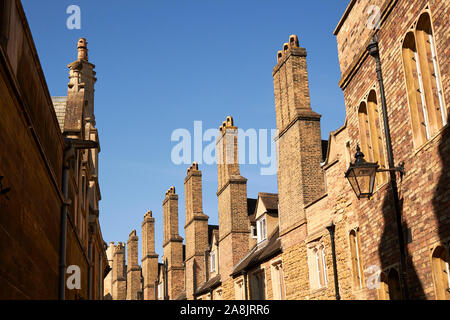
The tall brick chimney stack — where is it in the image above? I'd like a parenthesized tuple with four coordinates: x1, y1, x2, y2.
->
(162, 187, 185, 299)
(126, 230, 141, 300)
(184, 163, 209, 299)
(216, 116, 250, 288)
(111, 242, 126, 300)
(272, 35, 325, 236)
(141, 211, 158, 300)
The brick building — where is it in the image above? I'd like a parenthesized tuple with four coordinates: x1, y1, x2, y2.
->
(0, 0, 108, 299)
(107, 0, 448, 300)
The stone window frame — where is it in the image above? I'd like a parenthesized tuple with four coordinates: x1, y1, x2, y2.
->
(356, 84, 389, 189)
(215, 289, 223, 300)
(157, 282, 163, 300)
(377, 264, 402, 300)
(307, 238, 329, 291)
(348, 227, 364, 290)
(270, 259, 286, 300)
(249, 268, 267, 300)
(400, 4, 448, 151)
(429, 240, 450, 300)
(234, 278, 245, 300)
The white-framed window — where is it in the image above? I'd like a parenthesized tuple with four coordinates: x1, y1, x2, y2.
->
(210, 251, 216, 273)
(314, 245, 328, 289)
(256, 216, 267, 243)
(251, 225, 257, 239)
(157, 282, 163, 300)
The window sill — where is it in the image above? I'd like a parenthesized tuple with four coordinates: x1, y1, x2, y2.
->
(414, 122, 448, 156)
(310, 286, 328, 295)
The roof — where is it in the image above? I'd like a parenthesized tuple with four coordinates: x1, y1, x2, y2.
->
(195, 274, 222, 296)
(258, 193, 278, 214)
(231, 227, 282, 276)
(52, 96, 67, 132)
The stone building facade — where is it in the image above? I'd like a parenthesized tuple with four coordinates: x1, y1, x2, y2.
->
(106, 0, 448, 300)
(0, 0, 108, 300)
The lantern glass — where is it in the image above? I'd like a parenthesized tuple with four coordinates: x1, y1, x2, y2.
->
(345, 162, 378, 199)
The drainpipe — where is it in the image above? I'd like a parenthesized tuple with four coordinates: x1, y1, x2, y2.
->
(58, 138, 99, 300)
(154, 279, 158, 300)
(367, 34, 409, 300)
(242, 270, 248, 300)
(204, 250, 209, 282)
(326, 222, 341, 300)
(164, 258, 169, 300)
(58, 141, 73, 300)
(88, 241, 92, 300)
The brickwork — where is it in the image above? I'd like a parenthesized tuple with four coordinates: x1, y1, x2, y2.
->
(127, 230, 141, 300)
(162, 187, 185, 299)
(184, 163, 209, 299)
(216, 117, 250, 284)
(273, 37, 326, 237)
(142, 211, 158, 300)
(0, 1, 107, 300)
(112, 243, 126, 300)
(333, 0, 449, 300)
(105, 0, 448, 301)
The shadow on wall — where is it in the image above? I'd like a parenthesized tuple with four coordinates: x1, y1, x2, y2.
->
(378, 115, 450, 300)
(432, 115, 450, 247)
(379, 186, 425, 299)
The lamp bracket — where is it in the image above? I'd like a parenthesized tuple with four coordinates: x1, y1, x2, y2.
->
(376, 161, 405, 177)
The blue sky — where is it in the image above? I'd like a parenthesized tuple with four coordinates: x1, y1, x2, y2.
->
(22, 0, 349, 261)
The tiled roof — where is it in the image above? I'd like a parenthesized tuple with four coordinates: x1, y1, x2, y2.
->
(231, 227, 282, 276)
(258, 193, 278, 214)
(195, 274, 222, 296)
(51, 96, 67, 132)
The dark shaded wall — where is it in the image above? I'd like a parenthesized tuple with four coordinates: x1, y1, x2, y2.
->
(0, 0, 64, 299)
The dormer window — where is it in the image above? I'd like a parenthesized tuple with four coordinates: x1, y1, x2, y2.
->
(257, 216, 267, 243)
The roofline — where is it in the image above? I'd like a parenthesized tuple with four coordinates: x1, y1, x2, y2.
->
(333, 0, 356, 35)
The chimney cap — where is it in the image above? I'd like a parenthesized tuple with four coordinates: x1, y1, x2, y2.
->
(165, 186, 176, 196)
(77, 38, 88, 61)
